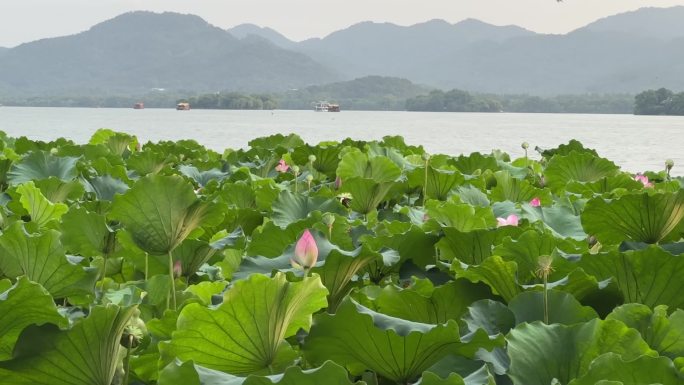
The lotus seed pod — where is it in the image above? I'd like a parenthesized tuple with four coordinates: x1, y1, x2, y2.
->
(322, 213, 336, 226)
(421, 152, 431, 161)
(521, 142, 529, 150)
(308, 154, 317, 163)
(666, 159, 674, 169)
(292, 165, 300, 174)
(306, 174, 314, 182)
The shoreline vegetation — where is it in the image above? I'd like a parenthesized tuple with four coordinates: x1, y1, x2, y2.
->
(0, 76, 680, 115)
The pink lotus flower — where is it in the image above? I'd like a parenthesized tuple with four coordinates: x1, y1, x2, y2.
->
(497, 214, 519, 227)
(634, 174, 653, 188)
(530, 197, 541, 207)
(275, 159, 289, 173)
(291, 229, 318, 270)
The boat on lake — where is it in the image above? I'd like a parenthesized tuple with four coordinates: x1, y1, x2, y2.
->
(176, 102, 190, 110)
(313, 101, 340, 112)
(133, 102, 144, 109)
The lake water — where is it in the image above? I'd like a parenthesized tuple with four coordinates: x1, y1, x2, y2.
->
(1, 107, 683, 174)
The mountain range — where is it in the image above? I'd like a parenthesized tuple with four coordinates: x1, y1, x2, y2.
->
(1, 6, 683, 96)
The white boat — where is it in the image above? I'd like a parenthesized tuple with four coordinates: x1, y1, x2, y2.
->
(312, 101, 340, 112)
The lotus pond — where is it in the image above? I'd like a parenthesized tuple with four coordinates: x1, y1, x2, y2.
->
(0, 129, 683, 385)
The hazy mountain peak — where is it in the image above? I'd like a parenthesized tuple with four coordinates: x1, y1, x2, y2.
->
(228, 23, 295, 47)
(579, 6, 684, 39)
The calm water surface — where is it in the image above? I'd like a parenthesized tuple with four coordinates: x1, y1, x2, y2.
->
(1, 107, 683, 173)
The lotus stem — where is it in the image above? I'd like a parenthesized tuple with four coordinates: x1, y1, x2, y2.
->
(423, 154, 430, 203)
(144, 254, 149, 281)
(543, 273, 549, 324)
(168, 251, 177, 310)
(536, 255, 553, 324)
(123, 334, 133, 385)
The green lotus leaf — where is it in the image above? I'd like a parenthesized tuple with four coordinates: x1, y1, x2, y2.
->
(336, 149, 401, 183)
(305, 299, 501, 384)
(128, 147, 178, 176)
(416, 368, 495, 385)
(462, 299, 515, 337)
(89, 128, 137, 156)
(437, 227, 522, 264)
(248, 133, 304, 151)
(568, 353, 684, 385)
(0, 277, 68, 361)
(159, 360, 364, 385)
(508, 290, 598, 325)
(578, 246, 684, 309)
(179, 165, 229, 187)
(220, 182, 257, 209)
(606, 304, 684, 360)
(521, 204, 586, 240)
(582, 191, 684, 244)
(312, 245, 381, 312)
(0, 223, 97, 298)
(425, 200, 495, 232)
(507, 319, 655, 385)
(452, 153, 499, 175)
(110, 175, 223, 254)
(452, 256, 521, 302)
(164, 273, 328, 375)
(173, 238, 218, 277)
(0, 305, 135, 385)
(7, 150, 79, 185)
(492, 230, 579, 282)
(419, 355, 497, 385)
(82, 175, 130, 201)
(566, 173, 644, 195)
(538, 140, 598, 158)
(367, 280, 494, 324)
(342, 177, 395, 214)
(60, 206, 110, 257)
(16, 181, 68, 229)
(271, 190, 345, 228)
(544, 151, 619, 189)
(408, 165, 465, 201)
(33, 177, 85, 202)
(291, 144, 342, 177)
(489, 171, 547, 203)
(454, 185, 490, 207)
(359, 225, 437, 271)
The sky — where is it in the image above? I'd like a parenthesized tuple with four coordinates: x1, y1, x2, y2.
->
(1, 0, 684, 47)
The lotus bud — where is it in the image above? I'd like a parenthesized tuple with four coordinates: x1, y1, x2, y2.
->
(529, 197, 541, 207)
(334, 176, 342, 190)
(173, 260, 182, 278)
(521, 142, 529, 150)
(291, 229, 318, 270)
(308, 155, 317, 163)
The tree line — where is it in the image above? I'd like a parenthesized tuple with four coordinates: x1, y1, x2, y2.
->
(634, 88, 684, 115)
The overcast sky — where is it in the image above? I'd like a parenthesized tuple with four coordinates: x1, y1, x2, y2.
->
(1, 0, 683, 47)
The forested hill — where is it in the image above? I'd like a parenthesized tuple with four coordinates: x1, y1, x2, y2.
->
(0, 12, 340, 96)
(2, 7, 684, 96)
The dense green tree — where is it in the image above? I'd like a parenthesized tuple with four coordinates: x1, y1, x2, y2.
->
(634, 88, 684, 115)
